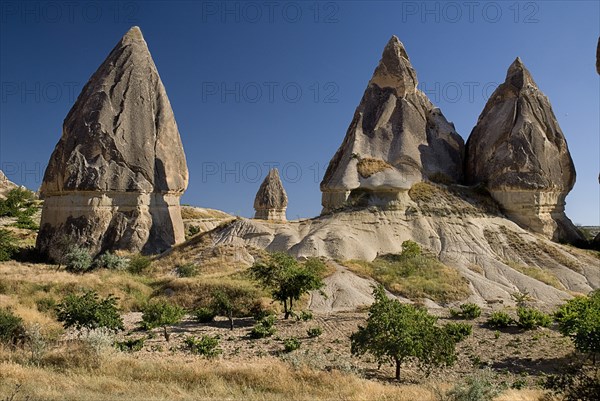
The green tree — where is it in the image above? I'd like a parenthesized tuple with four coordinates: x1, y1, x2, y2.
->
(351, 285, 459, 381)
(400, 240, 421, 259)
(555, 290, 600, 363)
(0, 229, 18, 261)
(56, 291, 123, 332)
(250, 253, 325, 319)
(0, 188, 37, 218)
(141, 301, 185, 341)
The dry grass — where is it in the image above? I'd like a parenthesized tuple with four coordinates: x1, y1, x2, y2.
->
(356, 158, 393, 178)
(343, 254, 470, 304)
(180, 206, 232, 221)
(408, 182, 437, 203)
(505, 261, 565, 290)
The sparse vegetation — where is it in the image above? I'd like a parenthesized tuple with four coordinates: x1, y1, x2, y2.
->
(516, 307, 552, 330)
(344, 241, 470, 303)
(250, 315, 276, 339)
(283, 337, 301, 352)
(486, 311, 515, 328)
(185, 335, 222, 358)
(450, 303, 481, 319)
(115, 337, 145, 352)
(141, 301, 185, 341)
(194, 307, 217, 323)
(506, 261, 564, 290)
(127, 254, 152, 274)
(176, 263, 198, 277)
(306, 326, 323, 338)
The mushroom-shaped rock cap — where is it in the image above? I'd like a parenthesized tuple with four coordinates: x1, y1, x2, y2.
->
(465, 58, 575, 192)
(40, 26, 188, 196)
(254, 169, 288, 210)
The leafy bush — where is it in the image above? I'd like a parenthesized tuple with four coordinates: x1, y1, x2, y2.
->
(64, 246, 93, 273)
(400, 240, 421, 258)
(516, 307, 552, 330)
(56, 291, 124, 332)
(176, 263, 198, 277)
(450, 303, 481, 319)
(115, 337, 145, 352)
(351, 285, 459, 381)
(14, 215, 38, 230)
(444, 370, 503, 401)
(555, 290, 600, 362)
(306, 326, 323, 338)
(250, 315, 276, 339)
(298, 310, 313, 321)
(0, 188, 37, 218)
(283, 337, 301, 352)
(95, 252, 128, 270)
(0, 308, 25, 345)
(250, 253, 325, 319)
(185, 225, 201, 239)
(185, 335, 222, 358)
(486, 311, 514, 328)
(141, 301, 185, 341)
(0, 228, 18, 261)
(128, 255, 152, 274)
(444, 323, 473, 342)
(194, 307, 217, 323)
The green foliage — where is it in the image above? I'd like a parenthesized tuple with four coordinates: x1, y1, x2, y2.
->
(127, 255, 152, 274)
(176, 263, 198, 278)
(194, 307, 217, 323)
(14, 215, 39, 230)
(306, 326, 323, 338)
(555, 290, 600, 362)
(64, 246, 93, 273)
(450, 303, 481, 319)
(283, 337, 301, 352)
(141, 301, 184, 341)
(56, 291, 123, 332)
(298, 310, 313, 321)
(444, 322, 473, 342)
(510, 291, 532, 307)
(351, 285, 458, 380)
(250, 315, 276, 339)
(0, 188, 37, 218)
(443, 371, 503, 401)
(0, 308, 25, 345)
(545, 367, 600, 401)
(95, 252, 128, 270)
(0, 228, 18, 261)
(486, 311, 514, 328)
(516, 307, 552, 330)
(185, 225, 201, 239)
(400, 240, 421, 259)
(185, 335, 222, 358)
(115, 337, 145, 352)
(250, 253, 325, 319)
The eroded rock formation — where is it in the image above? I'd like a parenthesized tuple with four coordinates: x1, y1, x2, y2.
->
(320, 36, 464, 213)
(36, 26, 188, 259)
(254, 168, 288, 222)
(465, 58, 582, 243)
(0, 170, 18, 199)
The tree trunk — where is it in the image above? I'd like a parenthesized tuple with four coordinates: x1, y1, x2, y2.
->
(289, 297, 293, 314)
(229, 311, 234, 330)
(283, 299, 289, 319)
(163, 326, 170, 342)
(395, 358, 401, 381)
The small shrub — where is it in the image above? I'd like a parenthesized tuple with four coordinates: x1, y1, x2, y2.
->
(56, 291, 124, 332)
(306, 326, 323, 338)
(0, 308, 25, 345)
(176, 263, 198, 277)
(95, 252, 128, 270)
(82, 328, 116, 353)
(115, 337, 145, 352)
(511, 291, 532, 307)
(128, 255, 152, 274)
(517, 307, 552, 330)
(194, 307, 216, 323)
(555, 290, 600, 362)
(0, 228, 18, 261)
(298, 310, 313, 321)
(141, 301, 185, 341)
(14, 215, 39, 230)
(35, 297, 57, 314)
(445, 370, 503, 401)
(64, 246, 93, 273)
(401, 240, 422, 258)
(444, 322, 473, 342)
(283, 337, 301, 352)
(486, 311, 514, 328)
(185, 225, 201, 239)
(450, 303, 481, 319)
(250, 315, 276, 339)
(185, 335, 222, 358)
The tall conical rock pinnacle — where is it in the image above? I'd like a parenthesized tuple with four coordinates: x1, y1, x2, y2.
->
(254, 169, 288, 222)
(320, 36, 464, 213)
(37, 26, 189, 259)
(465, 58, 582, 243)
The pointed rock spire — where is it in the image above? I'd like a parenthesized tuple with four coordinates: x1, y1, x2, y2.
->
(254, 169, 288, 222)
(465, 59, 582, 243)
(37, 26, 189, 259)
(320, 36, 464, 213)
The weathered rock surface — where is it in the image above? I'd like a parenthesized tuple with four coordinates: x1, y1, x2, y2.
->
(37, 26, 188, 259)
(254, 168, 288, 222)
(0, 170, 18, 199)
(465, 58, 582, 243)
(320, 36, 464, 213)
(181, 206, 234, 236)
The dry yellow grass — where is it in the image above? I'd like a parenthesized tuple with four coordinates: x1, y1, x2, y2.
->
(356, 158, 393, 178)
(180, 206, 232, 220)
(505, 261, 565, 290)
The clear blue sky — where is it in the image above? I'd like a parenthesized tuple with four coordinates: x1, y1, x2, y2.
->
(1, 1, 598, 224)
